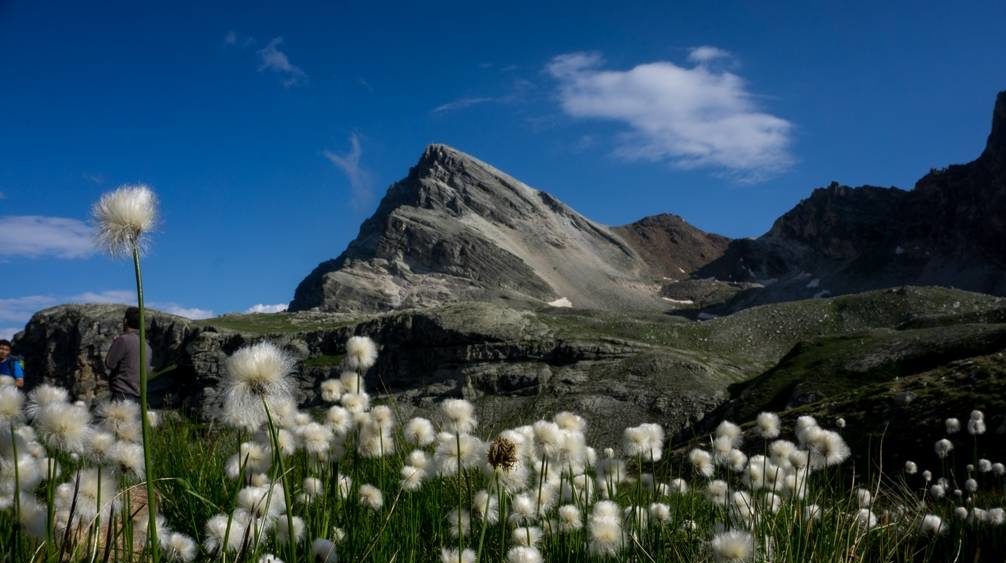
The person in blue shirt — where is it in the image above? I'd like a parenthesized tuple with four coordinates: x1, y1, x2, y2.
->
(0, 339, 25, 388)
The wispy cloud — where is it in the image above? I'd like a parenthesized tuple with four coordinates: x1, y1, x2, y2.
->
(432, 97, 496, 114)
(546, 49, 793, 182)
(224, 30, 255, 48)
(0, 216, 95, 259)
(245, 303, 288, 314)
(432, 77, 535, 115)
(324, 134, 373, 208)
(687, 46, 733, 64)
(82, 173, 105, 185)
(0, 291, 214, 336)
(258, 37, 308, 87)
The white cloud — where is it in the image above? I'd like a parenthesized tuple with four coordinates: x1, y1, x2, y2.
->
(258, 37, 307, 87)
(0, 291, 214, 333)
(0, 216, 95, 258)
(155, 304, 215, 319)
(433, 97, 496, 113)
(546, 50, 793, 182)
(324, 134, 373, 208)
(687, 46, 732, 64)
(71, 290, 135, 304)
(0, 295, 56, 323)
(245, 303, 288, 314)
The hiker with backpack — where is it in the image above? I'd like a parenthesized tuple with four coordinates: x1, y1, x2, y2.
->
(0, 338, 25, 388)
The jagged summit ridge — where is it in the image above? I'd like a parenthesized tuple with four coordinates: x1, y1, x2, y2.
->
(697, 90, 1006, 311)
(290, 144, 725, 313)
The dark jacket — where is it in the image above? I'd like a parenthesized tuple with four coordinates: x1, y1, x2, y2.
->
(104, 329, 152, 400)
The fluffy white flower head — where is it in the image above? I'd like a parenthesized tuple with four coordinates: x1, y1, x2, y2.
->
(222, 342, 294, 431)
(345, 336, 378, 370)
(710, 529, 754, 562)
(93, 184, 158, 255)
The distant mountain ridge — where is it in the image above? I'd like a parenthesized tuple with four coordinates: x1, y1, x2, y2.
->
(292, 90, 1006, 314)
(697, 90, 1006, 311)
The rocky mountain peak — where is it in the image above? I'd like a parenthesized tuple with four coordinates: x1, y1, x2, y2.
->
(290, 144, 718, 313)
(982, 90, 1006, 161)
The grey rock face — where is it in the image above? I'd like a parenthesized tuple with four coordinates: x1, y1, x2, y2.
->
(290, 145, 725, 314)
(14, 302, 738, 444)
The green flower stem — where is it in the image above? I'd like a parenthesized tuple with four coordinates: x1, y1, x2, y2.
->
(132, 245, 159, 563)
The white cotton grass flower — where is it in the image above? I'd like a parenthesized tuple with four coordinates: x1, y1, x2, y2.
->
(854, 508, 878, 530)
(992, 462, 1005, 476)
(804, 504, 822, 521)
(622, 422, 664, 460)
(204, 513, 245, 553)
(507, 546, 544, 563)
(440, 548, 476, 563)
(978, 459, 992, 473)
(649, 502, 671, 524)
(554, 411, 587, 432)
(345, 335, 378, 371)
(258, 555, 283, 563)
(400, 464, 427, 491)
(954, 506, 969, 520)
(302, 477, 323, 501)
(706, 480, 729, 505)
(109, 441, 146, 478)
(968, 417, 986, 435)
(340, 392, 370, 414)
(855, 488, 872, 508)
(716, 421, 743, 447)
(161, 531, 197, 562)
(989, 508, 1005, 525)
(0, 386, 25, 424)
(93, 184, 158, 256)
(358, 483, 383, 510)
(920, 514, 946, 535)
(320, 379, 344, 403)
(965, 478, 978, 493)
(689, 448, 714, 478)
(756, 412, 780, 439)
(472, 490, 499, 524)
(222, 341, 295, 431)
(922, 470, 932, 481)
(275, 515, 305, 545)
(904, 460, 918, 475)
(441, 399, 477, 434)
(447, 509, 471, 538)
(533, 420, 564, 459)
(945, 417, 961, 434)
(25, 384, 69, 419)
(512, 526, 543, 547)
(312, 538, 339, 563)
(807, 429, 851, 469)
(930, 484, 946, 499)
(34, 402, 92, 454)
(588, 501, 622, 557)
(710, 529, 754, 562)
(404, 417, 436, 446)
(934, 438, 954, 459)
(558, 504, 583, 532)
(326, 405, 352, 435)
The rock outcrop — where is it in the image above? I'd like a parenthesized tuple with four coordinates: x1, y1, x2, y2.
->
(695, 90, 1006, 311)
(290, 145, 726, 314)
(15, 287, 1003, 444)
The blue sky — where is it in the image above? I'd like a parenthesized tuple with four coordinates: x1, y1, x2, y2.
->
(1, 0, 1004, 337)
